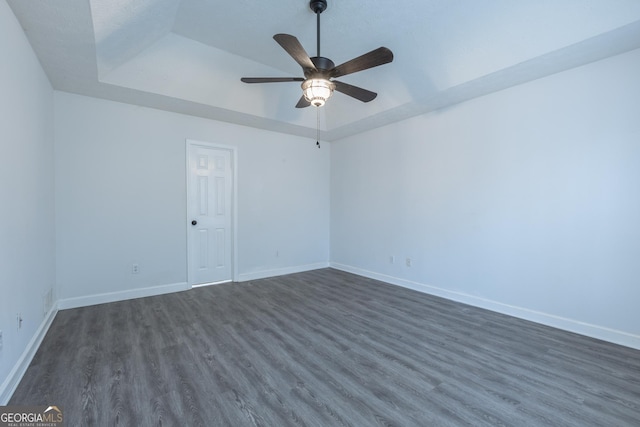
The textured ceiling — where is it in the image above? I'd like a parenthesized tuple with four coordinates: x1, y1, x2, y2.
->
(8, 0, 640, 141)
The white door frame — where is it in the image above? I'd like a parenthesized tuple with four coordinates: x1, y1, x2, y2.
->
(186, 139, 238, 286)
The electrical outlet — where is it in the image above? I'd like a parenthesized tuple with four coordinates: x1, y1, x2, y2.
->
(132, 264, 140, 274)
(406, 258, 412, 267)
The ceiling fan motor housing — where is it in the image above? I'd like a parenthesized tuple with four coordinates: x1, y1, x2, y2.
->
(305, 57, 335, 78)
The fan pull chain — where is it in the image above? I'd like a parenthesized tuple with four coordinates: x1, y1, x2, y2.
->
(316, 108, 320, 148)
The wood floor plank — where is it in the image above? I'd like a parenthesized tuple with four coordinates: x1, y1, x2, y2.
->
(9, 268, 640, 426)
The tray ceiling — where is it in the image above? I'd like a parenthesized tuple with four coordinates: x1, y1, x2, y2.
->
(8, 0, 640, 140)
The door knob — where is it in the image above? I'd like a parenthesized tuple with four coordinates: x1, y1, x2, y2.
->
(191, 220, 197, 226)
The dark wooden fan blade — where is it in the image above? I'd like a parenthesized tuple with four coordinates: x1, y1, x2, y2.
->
(273, 34, 317, 71)
(295, 95, 311, 108)
(331, 47, 393, 78)
(241, 77, 304, 83)
(333, 80, 377, 103)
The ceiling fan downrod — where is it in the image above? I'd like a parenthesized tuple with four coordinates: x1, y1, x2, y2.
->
(310, 0, 327, 57)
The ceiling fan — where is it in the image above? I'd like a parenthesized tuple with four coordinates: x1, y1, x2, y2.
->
(241, 0, 394, 108)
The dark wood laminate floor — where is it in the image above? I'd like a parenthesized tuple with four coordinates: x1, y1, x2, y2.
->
(10, 268, 640, 426)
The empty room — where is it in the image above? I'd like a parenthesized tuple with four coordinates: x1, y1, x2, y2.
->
(1, 0, 639, 425)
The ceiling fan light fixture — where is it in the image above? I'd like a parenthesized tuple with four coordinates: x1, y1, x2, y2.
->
(302, 78, 335, 107)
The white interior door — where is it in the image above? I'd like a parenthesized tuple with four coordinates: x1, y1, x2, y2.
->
(187, 143, 233, 285)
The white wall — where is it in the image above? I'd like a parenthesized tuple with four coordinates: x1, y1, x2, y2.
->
(54, 92, 330, 305)
(331, 48, 640, 348)
(0, 0, 55, 401)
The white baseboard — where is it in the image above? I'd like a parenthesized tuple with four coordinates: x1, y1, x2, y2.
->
(238, 262, 330, 282)
(330, 262, 640, 350)
(0, 305, 58, 405)
(57, 282, 190, 310)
